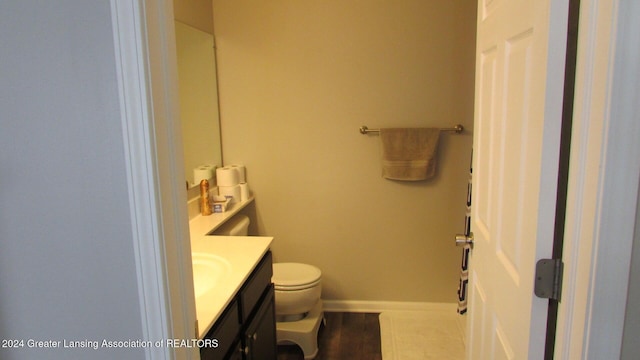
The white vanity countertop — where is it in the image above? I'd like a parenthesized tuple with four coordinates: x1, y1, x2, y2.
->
(190, 233, 273, 339)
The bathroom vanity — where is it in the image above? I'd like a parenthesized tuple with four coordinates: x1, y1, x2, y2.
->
(190, 217, 276, 359)
(200, 250, 275, 360)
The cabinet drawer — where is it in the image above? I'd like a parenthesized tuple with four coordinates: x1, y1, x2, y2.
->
(200, 298, 240, 360)
(239, 251, 273, 322)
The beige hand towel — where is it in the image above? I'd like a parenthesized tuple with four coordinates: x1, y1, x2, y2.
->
(380, 128, 441, 181)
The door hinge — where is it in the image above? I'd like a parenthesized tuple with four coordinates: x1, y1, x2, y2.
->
(534, 258, 563, 301)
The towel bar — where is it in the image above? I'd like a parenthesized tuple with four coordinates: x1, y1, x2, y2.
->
(359, 124, 464, 135)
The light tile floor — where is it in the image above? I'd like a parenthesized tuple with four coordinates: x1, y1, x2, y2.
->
(379, 310, 465, 360)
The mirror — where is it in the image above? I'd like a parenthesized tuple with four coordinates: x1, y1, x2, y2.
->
(174, 20, 223, 187)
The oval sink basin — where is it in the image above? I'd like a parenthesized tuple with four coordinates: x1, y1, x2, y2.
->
(192, 252, 231, 298)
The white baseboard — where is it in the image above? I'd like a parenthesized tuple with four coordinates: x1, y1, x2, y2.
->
(322, 300, 458, 313)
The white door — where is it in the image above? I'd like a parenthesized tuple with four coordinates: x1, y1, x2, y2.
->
(467, 0, 569, 358)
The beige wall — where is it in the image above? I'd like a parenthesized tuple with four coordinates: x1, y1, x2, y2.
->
(173, 0, 214, 34)
(213, 1, 477, 302)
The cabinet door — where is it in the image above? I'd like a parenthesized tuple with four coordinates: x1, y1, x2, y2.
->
(227, 341, 244, 360)
(243, 285, 277, 360)
(200, 299, 240, 360)
(239, 251, 273, 322)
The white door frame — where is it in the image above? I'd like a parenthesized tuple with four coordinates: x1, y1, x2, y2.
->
(110, 0, 197, 359)
(112, 0, 640, 359)
(555, 0, 640, 358)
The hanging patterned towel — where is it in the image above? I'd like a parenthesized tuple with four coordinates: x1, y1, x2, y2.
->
(457, 152, 472, 315)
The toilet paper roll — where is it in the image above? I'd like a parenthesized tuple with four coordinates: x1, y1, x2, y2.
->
(218, 185, 241, 203)
(216, 166, 240, 187)
(202, 164, 217, 184)
(203, 164, 217, 173)
(239, 183, 250, 202)
(229, 164, 246, 183)
(193, 166, 213, 185)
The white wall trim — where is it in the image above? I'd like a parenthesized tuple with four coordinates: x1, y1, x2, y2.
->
(554, 0, 615, 357)
(582, 0, 640, 356)
(141, 0, 198, 357)
(323, 300, 457, 313)
(556, 0, 640, 358)
(110, 0, 172, 359)
(111, 0, 196, 359)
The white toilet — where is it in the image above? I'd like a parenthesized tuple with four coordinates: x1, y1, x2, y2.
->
(272, 263, 322, 320)
(211, 214, 250, 236)
(272, 263, 324, 359)
(214, 214, 324, 359)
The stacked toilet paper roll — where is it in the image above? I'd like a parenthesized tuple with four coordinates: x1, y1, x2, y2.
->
(216, 164, 250, 203)
(239, 183, 250, 202)
(193, 164, 216, 186)
(229, 164, 246, 183)
(218, 184, 241, 203)
(216, 166, 239, 187)
(229, 164, 250, 201)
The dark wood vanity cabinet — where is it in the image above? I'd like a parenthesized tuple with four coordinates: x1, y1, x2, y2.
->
(200, 298, 241, 360)
(242, 285, 276, 360)
(200, 251, 276, 360)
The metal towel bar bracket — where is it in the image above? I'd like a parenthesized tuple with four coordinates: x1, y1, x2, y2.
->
(359, 124, 464, 135)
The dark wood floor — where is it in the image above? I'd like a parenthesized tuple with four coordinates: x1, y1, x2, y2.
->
(277, 312, 381, 360)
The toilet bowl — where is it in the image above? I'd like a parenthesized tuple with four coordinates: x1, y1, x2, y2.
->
(272, 263, 322, 321)
(272, 262, 324, 359)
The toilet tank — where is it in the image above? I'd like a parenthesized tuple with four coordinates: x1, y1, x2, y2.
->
(212, 214, 250, 236)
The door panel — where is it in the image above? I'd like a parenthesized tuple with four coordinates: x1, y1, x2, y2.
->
(475, 48, 497, 238)
(469, 280, 488, 357)
(497, 29, 533, 283)
(468, 0, 568, 357)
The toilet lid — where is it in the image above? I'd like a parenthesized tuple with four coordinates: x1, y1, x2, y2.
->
(272, 263, 322, 289)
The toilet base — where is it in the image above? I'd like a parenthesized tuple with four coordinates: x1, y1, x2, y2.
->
(276, 300, 324, 359)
